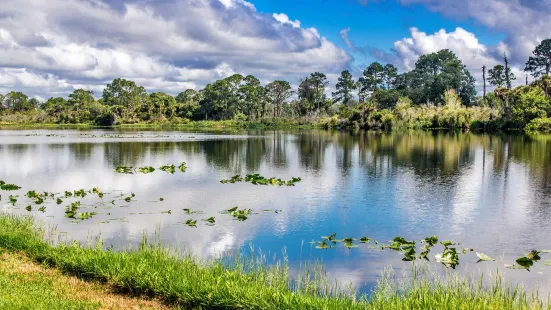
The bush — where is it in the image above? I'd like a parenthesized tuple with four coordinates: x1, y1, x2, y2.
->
(525, 117, 551, 133)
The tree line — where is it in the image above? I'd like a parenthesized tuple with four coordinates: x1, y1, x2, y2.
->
(1, 39, 551, 131)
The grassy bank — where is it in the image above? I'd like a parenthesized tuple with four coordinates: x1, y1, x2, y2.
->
(0, 118, 323, 131)
(0, 252, 169, 310)
(0, 213, 549, 309)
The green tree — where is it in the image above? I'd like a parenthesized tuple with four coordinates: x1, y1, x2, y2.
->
(371, 89, 401, 109)
(265, 80, 292, 118)
(102, 78, 147, 119)
(175, 89, 201, 119)
(68, 89, 95, 120)
(488, 65, 516, 88)
(147, 92, 177, 120)
(238, 75, 266, 119)
(382, 64, 398, 89)
(200, 75, 245, 120)
(332, 70, 356, 106)
(3, 91, 31, 112)
(358, 62, 384, 101)
(525, 39, 551, 78)
(402, 49, 477, 105)
(28, 98, 40, 110)
(511, 86, 551, 126)
(297, 72, 328, 115)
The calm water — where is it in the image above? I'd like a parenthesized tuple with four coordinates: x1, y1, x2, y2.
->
(2, 129, 551, 293)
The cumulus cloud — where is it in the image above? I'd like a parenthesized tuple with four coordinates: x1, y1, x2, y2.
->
(398, 0, 551, 66)
(0, 0, 351, 98)
(273, 13, 301, 28)
(345, 26, 528, 91)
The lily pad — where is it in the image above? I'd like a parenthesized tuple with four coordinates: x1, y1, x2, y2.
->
(476, 252, 495, 263)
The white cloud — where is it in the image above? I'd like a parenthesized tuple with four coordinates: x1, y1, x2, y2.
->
(273, 13, 301, 28)
(359, 27, 528, 91)
(398, 0, 551, 66)
(0, 0, 351, 98)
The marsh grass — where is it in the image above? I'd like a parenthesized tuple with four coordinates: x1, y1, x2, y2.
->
(0, 213, 549, 309)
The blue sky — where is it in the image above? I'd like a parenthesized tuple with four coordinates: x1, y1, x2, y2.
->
(253, 0, 505, 68)
(0, 0, 548, 98)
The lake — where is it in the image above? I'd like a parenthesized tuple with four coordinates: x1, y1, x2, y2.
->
(1, 129, 551, 294)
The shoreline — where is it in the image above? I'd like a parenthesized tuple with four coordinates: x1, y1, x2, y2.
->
(0, 213, 548, 309)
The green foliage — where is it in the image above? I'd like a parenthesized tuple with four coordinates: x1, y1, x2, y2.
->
(3, 45, 551, 133)
(332, 70, 356, 106)
(297, 72, 329, 115)
(511, 86, 550, 127)
(398, 49, 477, 106)
(525, 39, 551, 78)
(1, 214, 551, 310)
(220, 174, 302, 186)
(526, 117, 551, 133)
(488, 65, 516, 88)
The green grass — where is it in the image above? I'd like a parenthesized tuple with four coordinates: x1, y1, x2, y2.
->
(0, 253, 100, 310)
(0, 117, 323, 130)
(0, 213, 549, 309)
(0, 271, 99, 310)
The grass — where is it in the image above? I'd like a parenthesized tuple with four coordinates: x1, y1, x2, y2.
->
(0, 213, 549, 309)
(0, 251, 169, 310)
(0, 117, 323, 130)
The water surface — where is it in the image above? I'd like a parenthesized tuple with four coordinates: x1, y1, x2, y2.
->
(2, 129, 551, 293)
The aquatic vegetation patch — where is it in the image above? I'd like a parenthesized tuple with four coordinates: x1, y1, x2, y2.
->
(220, 174, 302, 186)
(221, 206, 252, 221)
(159, 164, 175, 174)
(138, 166, 155, 174)
(178, 162, 187, 172)
(114, 166, 133, 174)
(0, 181, 22, 191)
(184, 219, 197, 227)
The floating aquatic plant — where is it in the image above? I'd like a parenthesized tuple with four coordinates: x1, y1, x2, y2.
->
(220, 175, 243, 184)
(222, 207, 252, 221)
(183, 209, 203, 215)
(476, 252, 495, 263)
(159, 164, 175, 174)
(65, 202, 81, 219)
(203, 217, 215, 224)
(74, 189, 87, 198)
(178, 162, 187, 172)
(8, 195, 18, 205)
(161, 210, 172, 214)
(435, 246, 459, 269)
(360, 237, 371, 243)
(25, 205, 32, 211)
(38, 206, 46, 212)
(185, 219, 197, 227)
(220, 174, 301, 186)
(138, 166, 155, 174)
(114, 166, 133, 174)
(315, 240, 332, 249)
(0, 181, 21, 191)
(77, 212, 97, 220)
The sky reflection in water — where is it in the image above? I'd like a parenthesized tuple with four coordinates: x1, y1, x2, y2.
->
(1, 129, 551, 294)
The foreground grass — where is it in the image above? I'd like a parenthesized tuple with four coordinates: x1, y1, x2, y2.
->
(0, 214, 549, 309)
(0, 252, 170, 310)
